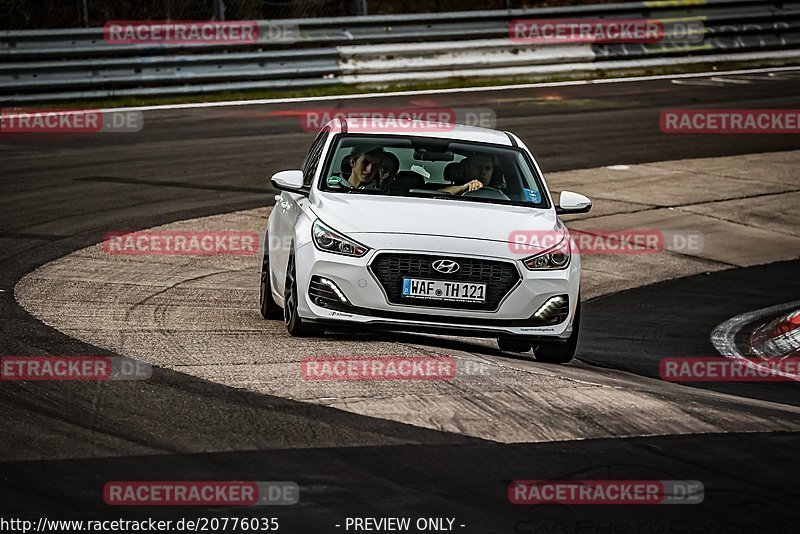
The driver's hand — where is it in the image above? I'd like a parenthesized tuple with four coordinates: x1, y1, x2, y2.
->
(462, 180, 484, 193)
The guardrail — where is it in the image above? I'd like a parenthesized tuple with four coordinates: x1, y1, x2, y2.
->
(1, 0, 799, 103)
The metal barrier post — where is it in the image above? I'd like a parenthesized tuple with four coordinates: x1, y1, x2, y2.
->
(213, 0, 226, 21)
(81, 0, 89, 27)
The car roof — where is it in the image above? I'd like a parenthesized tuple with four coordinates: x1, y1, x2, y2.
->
(326, 117, 514, 146)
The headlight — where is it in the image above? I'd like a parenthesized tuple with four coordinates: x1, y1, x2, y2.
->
(522, 234, 571, 270)
(312, 220, 369, 257)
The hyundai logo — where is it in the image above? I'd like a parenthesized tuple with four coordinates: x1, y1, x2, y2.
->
(432, 259, 460, 274)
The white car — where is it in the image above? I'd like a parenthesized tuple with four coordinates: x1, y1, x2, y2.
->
(260, 118, 591, 363)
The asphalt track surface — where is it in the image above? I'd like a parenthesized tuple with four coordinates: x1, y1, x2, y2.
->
(2, 71, 800, 530)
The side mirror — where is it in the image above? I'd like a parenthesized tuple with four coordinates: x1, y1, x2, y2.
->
(556, 191, 592, 214)
(270, 170, 305, 192)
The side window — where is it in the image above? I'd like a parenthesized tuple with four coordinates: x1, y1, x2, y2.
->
(301, 128, 329, 187)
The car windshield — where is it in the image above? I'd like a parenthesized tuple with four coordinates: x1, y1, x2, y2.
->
(318, 134, 549, 209)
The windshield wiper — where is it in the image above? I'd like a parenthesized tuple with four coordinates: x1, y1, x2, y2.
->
(406, 189, 457, 200)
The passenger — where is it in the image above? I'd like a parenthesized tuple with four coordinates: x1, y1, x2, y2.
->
(439, 153, 495, 195)
(330, 145, 384, 190)
(378, 152, 400, 192)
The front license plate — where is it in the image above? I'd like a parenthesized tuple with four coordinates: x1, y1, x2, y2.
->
(402, 278, 486, 302)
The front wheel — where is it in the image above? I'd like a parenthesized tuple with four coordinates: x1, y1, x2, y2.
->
(259, 245, 283, 320)
(534, 300, 580, 364)
(284, 249, 324, 337)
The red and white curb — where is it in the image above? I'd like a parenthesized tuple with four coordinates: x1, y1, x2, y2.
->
(750, 309, 800, 360)
(711, 301, 800, 381)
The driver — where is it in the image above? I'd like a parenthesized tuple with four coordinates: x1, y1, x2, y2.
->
(439, 153, 494, 195)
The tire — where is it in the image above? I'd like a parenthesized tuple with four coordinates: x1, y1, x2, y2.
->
(259, 245, 283, 320)
(497, 337, 533, 353)
(284, 248, 324, 337)
(534, 300, 580, 364)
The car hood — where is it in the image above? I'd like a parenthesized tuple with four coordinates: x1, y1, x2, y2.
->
(310, 192, 559, 247)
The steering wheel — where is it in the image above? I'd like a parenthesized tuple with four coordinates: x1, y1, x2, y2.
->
(462, 186, 510, 201)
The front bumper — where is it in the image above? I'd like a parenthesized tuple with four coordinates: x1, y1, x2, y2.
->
(294, 235, 580, 339)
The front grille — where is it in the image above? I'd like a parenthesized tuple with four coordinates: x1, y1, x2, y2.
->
(369, 252, 520, 311)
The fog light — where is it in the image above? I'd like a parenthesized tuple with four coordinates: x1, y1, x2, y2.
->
(319, 277, 350, 304)
(534, 295, 567, 320)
